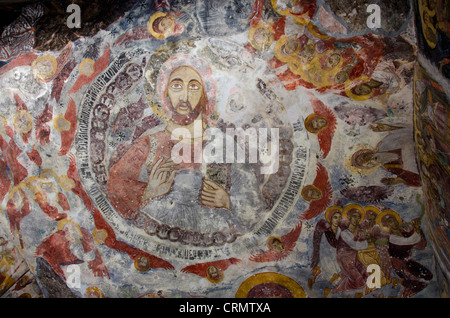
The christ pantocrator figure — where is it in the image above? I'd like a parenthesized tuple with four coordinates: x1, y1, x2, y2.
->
(107, 54, 265, 237)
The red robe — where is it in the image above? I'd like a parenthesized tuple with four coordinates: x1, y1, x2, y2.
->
(107, 131, 201, 221)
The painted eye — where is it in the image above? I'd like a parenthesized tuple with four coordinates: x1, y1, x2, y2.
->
(189, 83, 200, 91)
(170, 82, 182, 90)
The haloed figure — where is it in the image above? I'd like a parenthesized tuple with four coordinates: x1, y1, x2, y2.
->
(149, 12, 177, 39)
(301, 185, 322, 201)
(281, 36, 299, 56)
(305, 114, 327, 133)
(107, 55, 265, 244)
(332, 206, 370, 294)
(377, 211, 433, 298)
(267, 236, 285, 253)
(350, 126, 421, 187)
(310, 206, 343, 297)
(351, 147, 420, 187)
(207, 265, 223, 283)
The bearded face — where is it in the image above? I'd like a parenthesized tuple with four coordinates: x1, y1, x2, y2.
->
(166, 65, 205, 125)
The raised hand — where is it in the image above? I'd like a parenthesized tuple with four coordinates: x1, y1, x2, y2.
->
(200, 178, 231, 211)
(89, 250, 110, 279)
(142, 157, 177, 201)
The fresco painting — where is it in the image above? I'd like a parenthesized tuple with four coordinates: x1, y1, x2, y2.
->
(0, 0, 448, 299)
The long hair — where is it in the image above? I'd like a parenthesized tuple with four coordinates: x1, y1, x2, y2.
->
(163, 65, 208, 126)
(156, 54, 216, 126)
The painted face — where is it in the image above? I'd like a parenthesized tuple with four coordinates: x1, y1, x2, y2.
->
(334, 70, 348, 84)
(138, 256, 149, 267)
(349, 210, 362, 225)
(35, 61, 52, 75)
(311, 116, 327, 130)
(331, 212, 342, 226)
(300, 43, 315, 62)
(254, 28, 270, 44)
(325, 53, 341, 69)
(354, 83, 372, 96)
(207, 266, 220, 278)
(270, 238, 284, 252)
(302, 186, 322, 200)
(166, 66, 204, 124)
(282, 37, 299, 55)
(353, 150, 378, 169)
(152, 15, 174, 36)
(135, 255, 150, 272)
(367, 213, 377, 225)
(386, 216, 400, 231)
(14, 110, 33, 134)
(158, 17, 174, 33)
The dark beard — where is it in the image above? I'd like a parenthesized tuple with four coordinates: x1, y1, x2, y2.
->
(170, 101, 202, 125)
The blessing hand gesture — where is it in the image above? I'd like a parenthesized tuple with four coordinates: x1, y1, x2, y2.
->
(142, 157, 177, 201)
(200, 178, 231, 211)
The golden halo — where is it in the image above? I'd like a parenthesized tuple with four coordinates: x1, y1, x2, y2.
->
(56, 218, 72, 231)
(22, 176, 46, 202)
(146, 96, 167, 122)
(92, 228, 108, 244)
(307, 22, 330, 39)
(57, 218, 83, 236)
(32, 55, 57, 80)
(291, 15, 310, 25)
(271, 0, 291, 16)
(13, 110, 33, 134)
(270, 0, 310, 25)
(134, 255, 151, 272)
(345, 144, 380, 175)
(148, 12, 175, 39)
(236, 272, 306, 298)
(364, 206, 381, 218)
(325, 206, 343, 223)
(22, 176, 40, 190)
(304, 113, 327, 133)
(376, 209, 402, 233)
(38, 177, 58, 196)
(206, 266, 224, 284)
(39, 169, 58, 181)
(248, 22, 274, 51)
(59, 175, 76, 191)
(345, 80, 375, 101)
(274, 35, 300, 63)
(7, 185, 24, 206)
(53, 114, 71, 132)
(85, 287, 105, 298)
(266, 236, 285, 253)
(79, 58, 95, 76)
(301, 184, 322, 201)
(343, 203, 365, 222)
